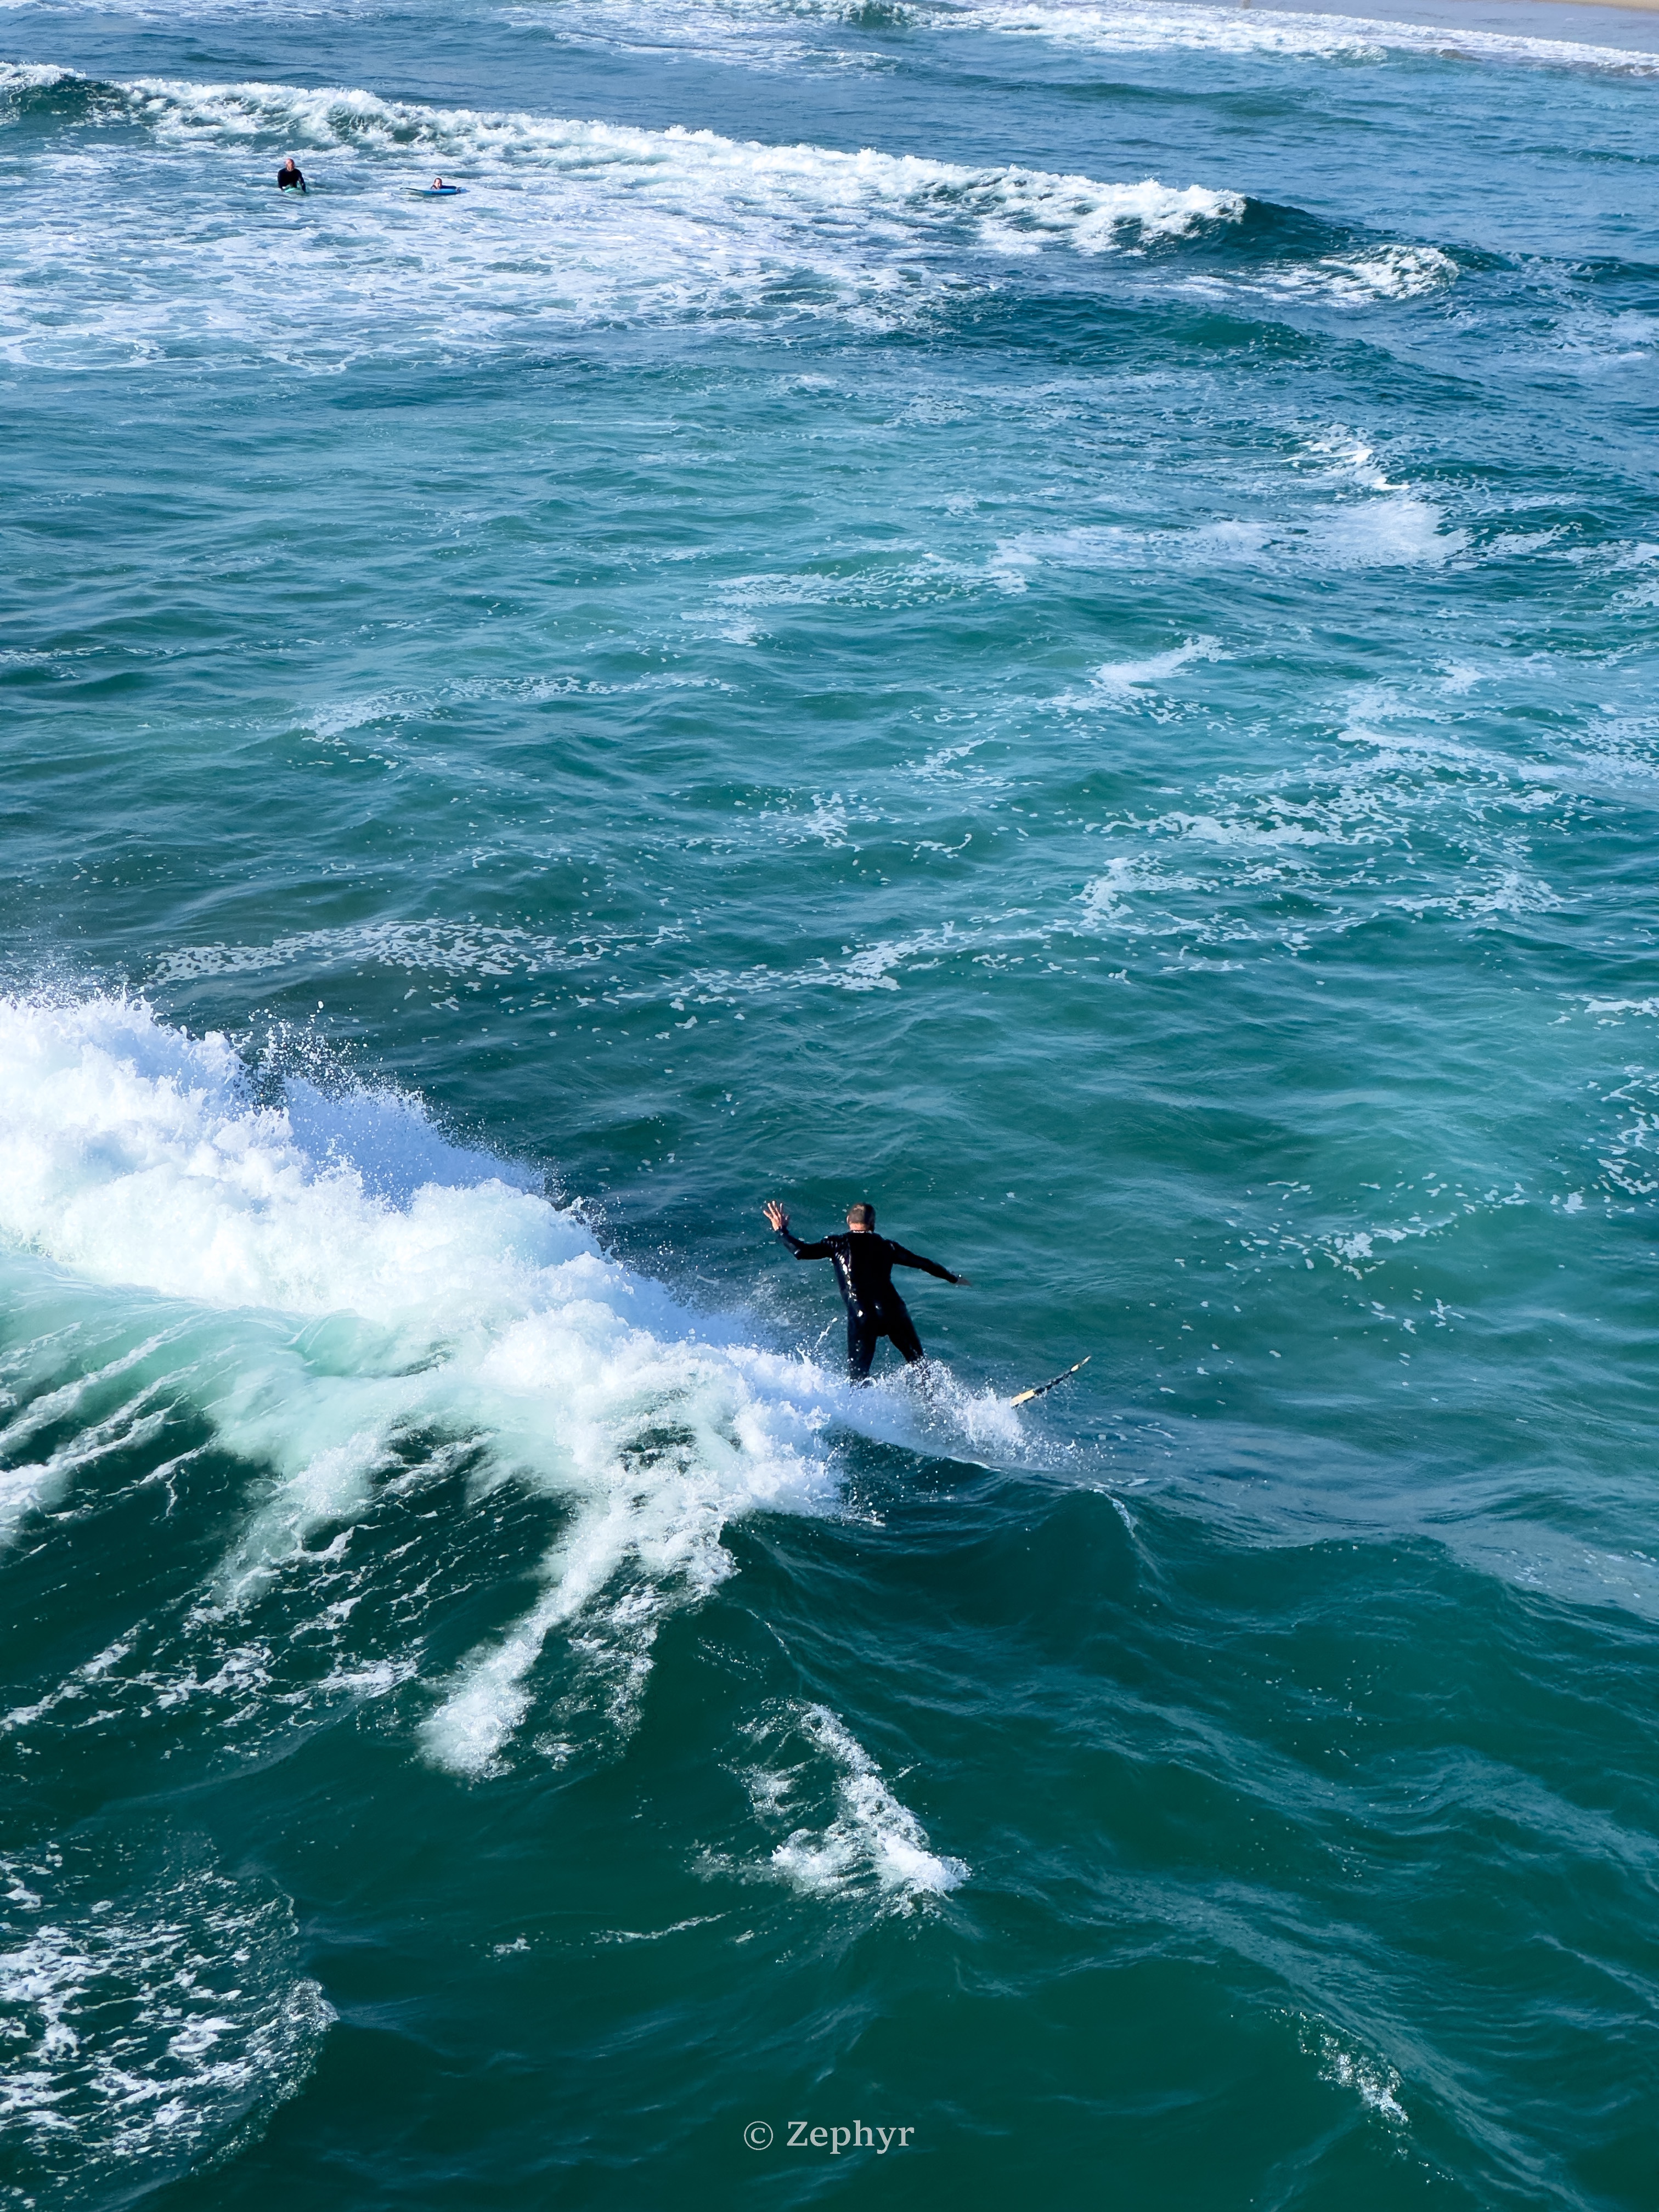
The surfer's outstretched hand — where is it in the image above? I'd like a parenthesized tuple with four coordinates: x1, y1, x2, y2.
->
(763, 1200, 788, 1234)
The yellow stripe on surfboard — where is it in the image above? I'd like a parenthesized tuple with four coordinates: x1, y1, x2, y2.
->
(1009, 1356, 1090, 1407)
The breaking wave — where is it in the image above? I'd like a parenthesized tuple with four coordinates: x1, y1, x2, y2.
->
(0, 62, 1242, 365)
(0, 994, 1012, 1780)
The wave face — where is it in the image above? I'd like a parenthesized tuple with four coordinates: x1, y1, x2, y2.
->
(0, 994, 1018, 1778)
(6, 0, 1659, 2204)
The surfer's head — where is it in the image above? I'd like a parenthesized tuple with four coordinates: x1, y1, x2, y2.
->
(847, 1203, 875, 1231)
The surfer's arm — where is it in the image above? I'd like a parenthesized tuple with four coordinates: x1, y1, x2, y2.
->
(889, 1244, 966, 1285)
(762, 1200, 832, 1260)
(778, 1231, 834, 1260)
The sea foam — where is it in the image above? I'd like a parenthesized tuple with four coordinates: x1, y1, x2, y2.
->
(0, 1840, 332, 2198)
(0, 64, 1242, 368)
(0, 995, 945, 1774)
(946, 0, 1659, 77)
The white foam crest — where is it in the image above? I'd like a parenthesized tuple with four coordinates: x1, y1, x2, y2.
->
(1296, 2015, 1409, 2124)
(0, 995, 951, 1770)
(0, 997, 524, 1311)
(749, 1703, 969, 1905)
(212, 1430, 398, 1607)
(0, 1383, 171, 1549)
(417, 1480, 734, 1775)
(424, 1503, 634, 1776)
(1137, 806, 1328, 854)
(3, 1637, 137, 1737)
(125, 74, 1236, 251)
(991, 480, 1464, 578)
(1, 67, 1241, 367)
(1090, 637, 1222, 692)
(1448, 867, 1565, 920)
(1, 1330, 172, 1470)
(301, 692, 402, 742)
(944, 0, 1659, 78)
(1217, 241, 1458, 310)
(947, 0, 1391, 61)
(1304, 492, 1466, 568)
(0, 61, 77, 90)
(421, 1305, 939, 1773)
(1311, 243, 1456, 303)
(767, 792, 854, 847)
(1078, 854, 1206, 934)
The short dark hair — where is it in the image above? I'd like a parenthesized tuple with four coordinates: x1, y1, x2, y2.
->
(847, 1202, 875, 1226)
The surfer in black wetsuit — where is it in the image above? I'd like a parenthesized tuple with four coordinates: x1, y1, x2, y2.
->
(278, 157, 307, 194)
(763, 1199, 969, 1380)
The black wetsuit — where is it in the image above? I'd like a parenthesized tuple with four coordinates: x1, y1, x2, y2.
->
(278, 163, 307, 194)
(775, 1226, 958, 1379)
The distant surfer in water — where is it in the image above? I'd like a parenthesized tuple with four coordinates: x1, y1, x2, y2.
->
(763, 1199, 969, 1381)
(277, 156, 307, 194)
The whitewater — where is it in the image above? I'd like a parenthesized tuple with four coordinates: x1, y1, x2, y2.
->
(0, 994, 1027, 1776)
(4, 0, 1658, 2204)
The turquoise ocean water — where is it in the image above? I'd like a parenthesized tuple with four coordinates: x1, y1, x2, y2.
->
(4, 0, 1658, 2201)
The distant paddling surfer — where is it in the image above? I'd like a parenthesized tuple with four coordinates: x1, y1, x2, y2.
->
(763, 1199, 969, 1381)
(277, 156, 307, 194)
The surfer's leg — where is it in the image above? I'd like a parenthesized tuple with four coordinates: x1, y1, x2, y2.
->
(847, 1317, 879, 1381)
(885, 1308, 925, 1365)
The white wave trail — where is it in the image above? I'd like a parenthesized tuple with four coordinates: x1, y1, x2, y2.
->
(0, 1334, 175, 1545)
(0, 995, 924, 1773)
(945, 0, 1659, 77)
(772, 1704, 969, 1899)
(1091, 636, 1222, 692)
(0, 64, 1241, 367)
(728, 1702, 969, 1908)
